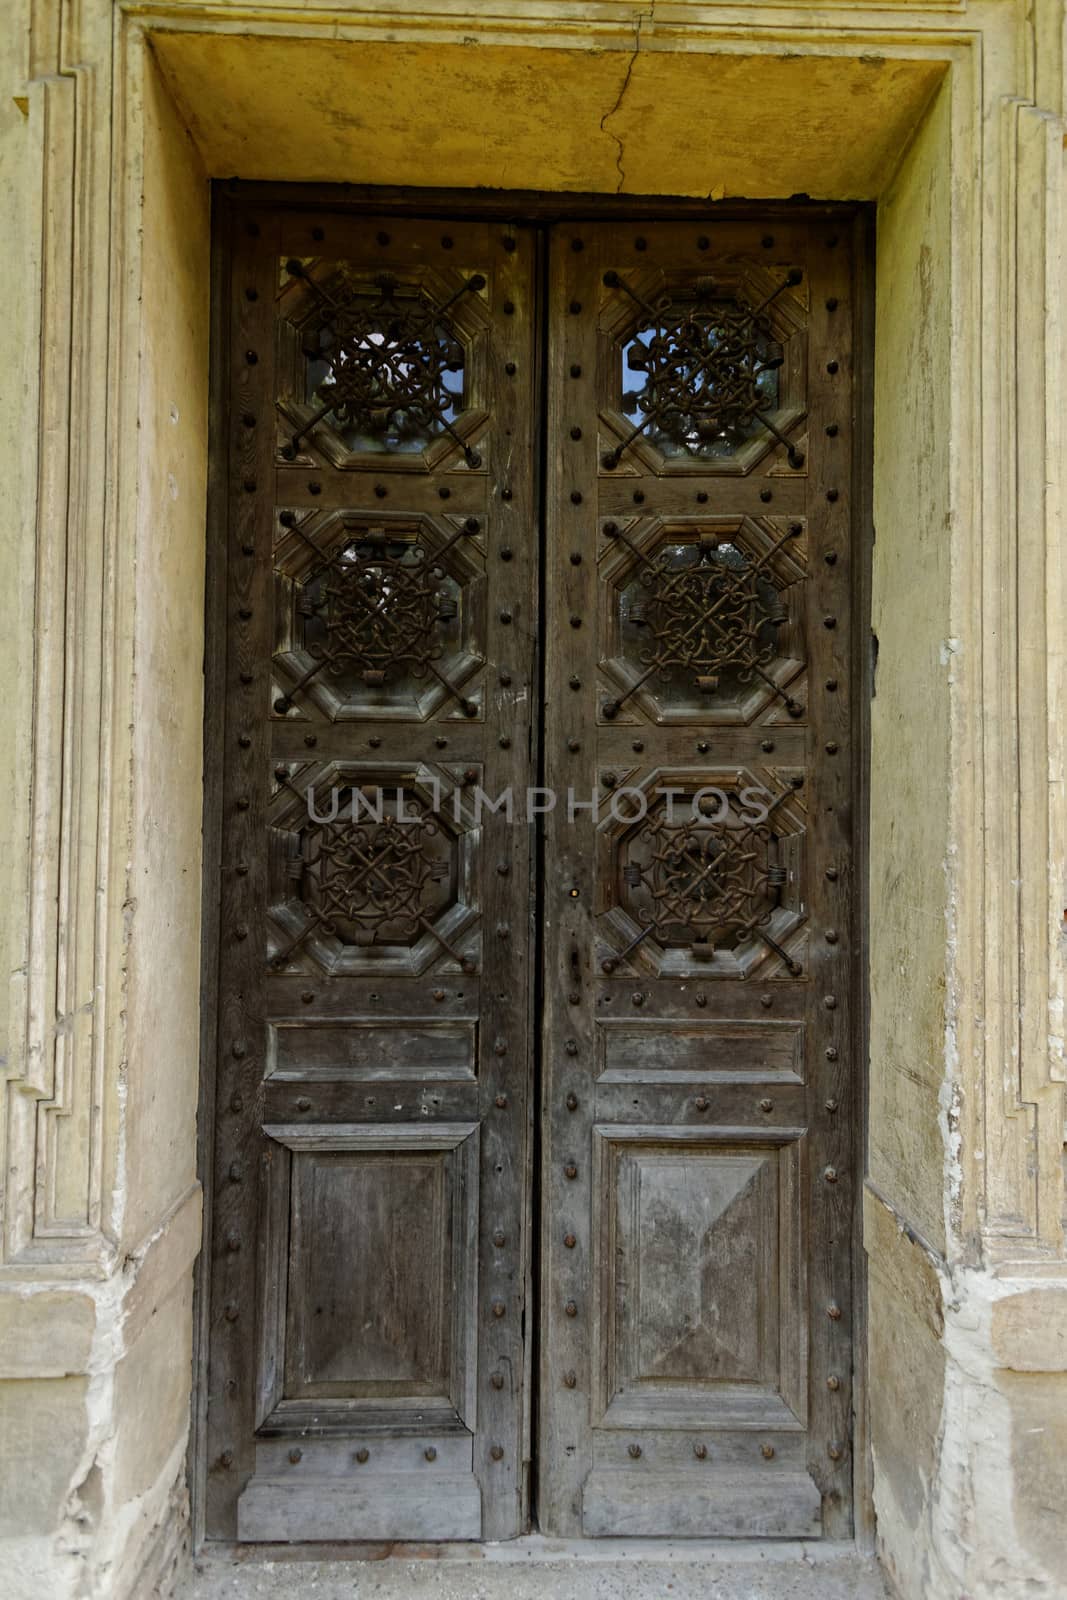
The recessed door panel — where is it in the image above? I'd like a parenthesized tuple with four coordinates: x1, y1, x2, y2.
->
(538, 218, 858, 1539)
(206, 207, 538, 1543)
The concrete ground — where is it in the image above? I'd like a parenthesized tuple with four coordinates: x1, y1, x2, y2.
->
(182, 1539, 890, 1600)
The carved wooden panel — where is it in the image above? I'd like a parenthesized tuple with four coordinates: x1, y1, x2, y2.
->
(539, 217, 860, 1540)
(206, 202, 863, 1547)
(206, 204, 538, 1543)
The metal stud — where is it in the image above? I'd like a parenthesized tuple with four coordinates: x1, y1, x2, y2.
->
(424, 1446, 437, 1461)
(355, 1448, 370, 1463)
(564, 1163, 578, 1180)
(760, 1098, 774, 1113)
(492, 1300, 506, 1318)
(490, 1445, 504, 1461)
(491, 1373, 505, 1390)
(563, 1371, 577, 1388)
(827, 1375, 841, 1392)
(828, 1302, 842, 1321)
(824, 994, 838, 1009)
(828, 1442, 844, 1462)
(694, 1096, 709, 1112)
(564, 1233, 576, 1248)
(492, 1229, 506, 1246)
(761, 1444, 775, 1460)
(564, 1300, 578, 1317)
(289, 1448, 302, 1464)
(566, 1093, 578, 1111)
(824, 1166, 839, 1184)
(628, 1443, 642, 1458)
(224, 1301, 239, 1322)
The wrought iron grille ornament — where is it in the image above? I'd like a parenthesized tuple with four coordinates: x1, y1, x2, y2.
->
(273, 513, 480, 716)
(281, 260, 484, 460)
(269, 787, 476, 973)
(601, 268, 804, 468)
(604, 783, 803, 976)
(603, 522, 805, 720)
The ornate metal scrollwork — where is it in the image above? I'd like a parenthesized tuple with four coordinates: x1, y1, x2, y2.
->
(269, 783, 477, 973)
(606, 784, 803, 976)
(603, 522, 805, 720)
(274, 514, 479, 716)
(602, 267, 804, 467)
(281, 260, 484, 461)
(311, 807, 448, 942)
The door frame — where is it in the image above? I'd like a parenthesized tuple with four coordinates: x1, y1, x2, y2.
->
(194, 184, 874, 1547)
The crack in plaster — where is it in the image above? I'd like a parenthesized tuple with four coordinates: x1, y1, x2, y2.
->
(600, 1, 655, 193)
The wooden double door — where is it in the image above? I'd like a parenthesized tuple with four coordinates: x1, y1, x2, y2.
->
(204, 200, 863, 1544)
